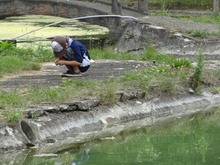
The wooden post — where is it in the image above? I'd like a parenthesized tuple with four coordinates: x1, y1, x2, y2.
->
(112, 0, 122, 15)
(138, 0, 149, 15)
(213, 0, 219, 15)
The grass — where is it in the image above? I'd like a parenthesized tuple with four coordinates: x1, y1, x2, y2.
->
(0, 42, 219, 124)
(0, 41, 53, 77)
(0, 57, 37, 77)
(123, 0, 212, 10)
(0, 91, 24, 108)
(186, 30, 209, 38)
(5, 110, 23, 123)
(188, 15, 220, 24)
(90, 45, 173, 63)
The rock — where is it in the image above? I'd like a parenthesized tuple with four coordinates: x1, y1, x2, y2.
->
(188, 88, 194, 94)
(68, 99, 100, 111)
(33, 153, 58, 157)
(116, 17, 220, 61)
(116, 20, 147, 54)
(0, 126, 25, 151)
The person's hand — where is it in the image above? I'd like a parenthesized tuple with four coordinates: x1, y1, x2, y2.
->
(54, 58, 59, 65)
(54, 59, 65, 66)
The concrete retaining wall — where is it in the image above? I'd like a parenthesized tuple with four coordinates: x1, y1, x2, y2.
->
(1, 92, 219, 153)
(0, 0, 107, 19)
(21, 93, 220, 153)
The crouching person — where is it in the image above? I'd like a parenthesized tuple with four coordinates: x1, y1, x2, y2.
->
(51, 36, 91, 77)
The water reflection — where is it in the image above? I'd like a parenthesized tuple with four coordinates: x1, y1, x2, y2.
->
(71, 149, 90, 165)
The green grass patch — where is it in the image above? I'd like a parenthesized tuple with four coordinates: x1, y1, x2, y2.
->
(170, 58, 191, 68)
(25, 78, 103, 104)
(99, 81, 118, 106)
(0, 42, 53, 62)
(5, 110, 23, 123)
(0, 56, 40, 77)
(186, 30, 209, 38)
(121, 62, 191, 94)
(148, 0, 211, 10)
(184, 15, 220, 24)
(91, 46, 173, 64)
(0, 91, 24, 108)
(122, 0, 212, 10)
(0, 41, 54, 77)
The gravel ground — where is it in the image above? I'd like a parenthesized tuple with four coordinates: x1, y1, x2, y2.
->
(142, 15, 220, 33)
(91, 0, 220, 34)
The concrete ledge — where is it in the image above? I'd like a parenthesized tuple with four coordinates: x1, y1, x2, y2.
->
(1, 92, 218, 153)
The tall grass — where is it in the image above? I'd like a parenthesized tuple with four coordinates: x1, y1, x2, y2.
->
(123, 0, 212, 9)
(0, 41, 53, 61)
(0, 56, 40, 77)
(0, 41, 53, 77)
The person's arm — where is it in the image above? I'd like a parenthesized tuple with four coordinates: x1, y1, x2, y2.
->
(71, 41, 84, 63)
(55, 59, 81, 66)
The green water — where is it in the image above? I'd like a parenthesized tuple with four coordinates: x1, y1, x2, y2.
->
(11, 110, 220, 165)
(0, 15, 109, 49)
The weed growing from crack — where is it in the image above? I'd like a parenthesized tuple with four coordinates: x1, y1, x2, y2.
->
(189, 54, 205, 91)
(2, 109, 23, 123)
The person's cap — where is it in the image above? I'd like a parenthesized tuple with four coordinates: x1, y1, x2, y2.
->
(51, 36, 67, 57)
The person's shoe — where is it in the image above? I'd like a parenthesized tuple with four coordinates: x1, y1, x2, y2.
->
(61, 70, 82, 77)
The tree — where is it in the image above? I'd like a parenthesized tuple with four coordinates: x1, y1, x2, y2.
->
(213, 0, 219, 15)
(138, 0, 149, 15)
(112, 0, 122, 15)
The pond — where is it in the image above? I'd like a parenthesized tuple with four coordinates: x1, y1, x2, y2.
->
(0, 15, 109, 48)
(1, 109, 220, 165)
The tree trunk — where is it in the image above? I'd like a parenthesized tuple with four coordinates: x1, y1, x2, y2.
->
(110, 0, 122, 41)
(213, 0, 219, 15)
(112, 0, 122, 15)
(138, 0, 149, 15)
